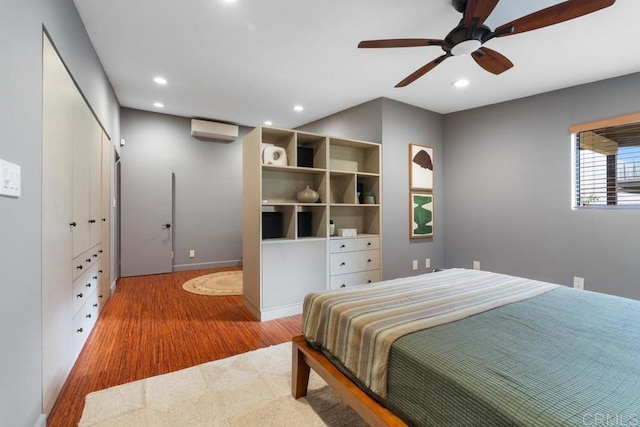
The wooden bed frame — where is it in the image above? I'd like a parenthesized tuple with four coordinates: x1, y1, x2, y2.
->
(291, 335, 407, 427)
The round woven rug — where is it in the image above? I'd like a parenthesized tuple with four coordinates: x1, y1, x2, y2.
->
(181, 270, 243, 296)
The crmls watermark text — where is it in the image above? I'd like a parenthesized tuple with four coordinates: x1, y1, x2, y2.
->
(583, 413, 639, 426)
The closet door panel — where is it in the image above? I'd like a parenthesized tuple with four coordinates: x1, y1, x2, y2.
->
(72, 94, 92, 257)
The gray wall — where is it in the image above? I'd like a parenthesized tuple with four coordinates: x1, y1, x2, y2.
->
(299, 98, 445, 280)
(120, 108, 247, 270)
(444, 72, 640, 300)
(0, 1, 119, 425)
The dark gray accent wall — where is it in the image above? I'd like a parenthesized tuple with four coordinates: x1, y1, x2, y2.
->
(120, 108, 247, 270)
(299, 98, 445, 280)
(0, 1, 119, 425)
(444, 72, 640, 299)
(380, 99, 445, 278)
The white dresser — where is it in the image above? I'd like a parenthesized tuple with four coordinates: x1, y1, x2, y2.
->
(330, 235, 380, 289)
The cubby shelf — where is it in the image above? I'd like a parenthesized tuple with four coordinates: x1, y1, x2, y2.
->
(243, 126, 382, 321)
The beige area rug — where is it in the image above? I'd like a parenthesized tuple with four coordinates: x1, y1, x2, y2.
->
(181, 270, 243, 296)
(79, 342, 367, 427)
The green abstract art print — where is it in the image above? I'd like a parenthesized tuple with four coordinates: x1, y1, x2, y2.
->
(410, 192, 434, 238)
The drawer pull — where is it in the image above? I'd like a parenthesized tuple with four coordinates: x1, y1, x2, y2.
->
(102, 218, 106, 222)
(340, 284, 346, 288)
(76, 293, 83, 298)
(99, 250, 103, 253)
(85, 283, 91, 288)
(93, 276, 98, 280)
(86, 258, 92, 263)
(93, 303, 98, 308)
(86, 314, 92, 319)
(368, 280, 372, 283)
(340, 244, 346, 248)
(367, 259, 372, 263)
(99, 270, 103, 274)
(88, 219, 95, 224)
(367, 242, 372, 246)
(99, 294, 103, 298)
(77, 328, 83, 333)
(340, 262, 346, 266)
(69, 221, 77, 227)
(76, 265, 83, 270)
(93, 254, 98, 258)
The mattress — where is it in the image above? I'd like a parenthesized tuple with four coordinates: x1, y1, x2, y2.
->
(303, 269, 640, 426)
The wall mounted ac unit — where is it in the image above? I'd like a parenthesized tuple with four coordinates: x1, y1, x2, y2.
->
(191, 119, 239, 141)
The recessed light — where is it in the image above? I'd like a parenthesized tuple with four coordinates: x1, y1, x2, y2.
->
(293, 105, 304, 112)
(453, 79, 470, 88)
(153, 76, 167, 85)
(153, 102, 164, 108)
(222, 0, 236, 3)
(264, 121, 273, 126)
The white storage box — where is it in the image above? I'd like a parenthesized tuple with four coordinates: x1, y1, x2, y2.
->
(337, 228, 357, 237)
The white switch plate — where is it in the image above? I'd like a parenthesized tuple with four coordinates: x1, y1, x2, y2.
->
(473, 260, 480, 270)
(425, 258, 431, 269)
(573, 276, 584, 290)
(412, 260, 418, 270)
(0, 159, 21, 198)
(189, 250, 195, 258)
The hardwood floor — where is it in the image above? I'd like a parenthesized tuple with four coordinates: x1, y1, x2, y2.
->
(47, 267, 302, 427)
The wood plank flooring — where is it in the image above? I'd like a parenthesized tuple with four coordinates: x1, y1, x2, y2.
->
(47, 267, 302, 426)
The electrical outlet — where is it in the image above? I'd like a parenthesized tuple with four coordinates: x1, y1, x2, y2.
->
(425, 258, 431, 269)
(412, 260, 418, 271)
(189, 250, 195, 258)
(573, 276, 584, 290)
(473, 260, 480, 270)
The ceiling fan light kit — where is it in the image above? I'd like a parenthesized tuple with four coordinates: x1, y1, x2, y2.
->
(358, 0, 616, 87)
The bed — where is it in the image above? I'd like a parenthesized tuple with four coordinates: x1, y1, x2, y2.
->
(292, 268, 640, 426)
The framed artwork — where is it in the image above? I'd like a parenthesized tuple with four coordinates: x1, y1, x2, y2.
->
(410, 192, 434, 238)
(409, 144, 433, 190)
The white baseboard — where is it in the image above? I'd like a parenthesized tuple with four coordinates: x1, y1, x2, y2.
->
(172, 259, 242, 272)
(243, 300, 302, 322)
(34, 414, 46, 427)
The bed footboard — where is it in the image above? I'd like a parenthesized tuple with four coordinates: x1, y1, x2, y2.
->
(291, 335, 406, 427)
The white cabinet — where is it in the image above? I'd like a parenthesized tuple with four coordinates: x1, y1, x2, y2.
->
(329, 236, 380, 289)
(41, 35, 111, 414)
(243, 126, 382, 321)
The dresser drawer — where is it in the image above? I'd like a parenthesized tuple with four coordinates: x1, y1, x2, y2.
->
(330, 236, 379, 253)
(330, 270, 380, 289)
(72, 291, 98, 358)
(72, 244, 102, 281)
(330, 249, 379, 275)
(72, 265, 99, 316)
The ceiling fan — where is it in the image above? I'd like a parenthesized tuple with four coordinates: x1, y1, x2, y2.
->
(358, 0, 616, 87)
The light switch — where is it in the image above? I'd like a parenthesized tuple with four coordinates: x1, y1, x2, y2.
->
(0, 159, 21, 198)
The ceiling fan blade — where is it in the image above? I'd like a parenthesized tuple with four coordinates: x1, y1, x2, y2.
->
(471, 47, 514, 75)
(495, 0, 615, 37)
(358, 39, 443, 49)
(464, 0, 500, 28)
(395, 54, 450, 88)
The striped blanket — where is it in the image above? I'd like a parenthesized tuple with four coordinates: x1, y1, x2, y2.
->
(302, 269, 559, 398)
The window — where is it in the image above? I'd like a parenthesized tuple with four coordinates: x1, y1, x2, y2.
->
(572, 113, 640, 208)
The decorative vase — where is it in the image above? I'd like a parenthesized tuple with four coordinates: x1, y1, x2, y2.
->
(363, 195, 375, 204)
(329, 223, 335, 236)
(296, 186, 319, 203)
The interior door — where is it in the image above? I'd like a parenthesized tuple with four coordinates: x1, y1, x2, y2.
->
(120, 157, 173, 277)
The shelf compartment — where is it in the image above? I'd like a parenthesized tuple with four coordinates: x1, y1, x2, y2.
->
(330, 205, 381, 236)
(297, 205, 327, 238)
(329, 172, 356, 204)
(262, 169, 327, 205)
(262, 205, 295, 240)
(329, 138, 380, 174)
(357, 175, 380, 205)
(261, 127, 296, 167)
(296, 132, 327, 169)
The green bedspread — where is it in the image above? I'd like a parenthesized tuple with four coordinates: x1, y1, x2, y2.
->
(385, 287, 640, 426)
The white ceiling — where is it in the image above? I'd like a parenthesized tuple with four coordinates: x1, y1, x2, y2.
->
(73, 0, 640, 129)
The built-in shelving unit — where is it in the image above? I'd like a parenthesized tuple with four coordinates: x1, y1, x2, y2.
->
(243, 126, 382, 321)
